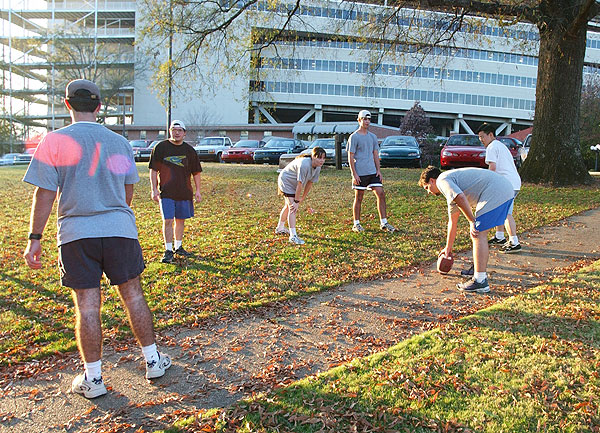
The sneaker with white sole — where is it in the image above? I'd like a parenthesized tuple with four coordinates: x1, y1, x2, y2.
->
(289, 235, 305, 245)
(352, 223, 365, 233)
(71, 373, 107, 399)
(380, 222, 396, 233)
(500, 242, 522, 253)
(275, 227, 290, 235)
(457, 277, 490, 294)
(146, 352, 172, 379)
(488, 236, 507, 246)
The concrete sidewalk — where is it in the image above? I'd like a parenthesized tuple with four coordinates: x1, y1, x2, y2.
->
(2, 208, 599, 433)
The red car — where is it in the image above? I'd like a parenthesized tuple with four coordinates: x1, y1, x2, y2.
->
(440, 134, 487, 169)
(222, 139, 266, 163)
(496, 136, 524, 168)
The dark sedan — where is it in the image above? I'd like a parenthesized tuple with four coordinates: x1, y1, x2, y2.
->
(378, 135, 421, 168)
(440, 134, 487, 169)
(253, 138, 306, 164)
(222, 139, 266, 163)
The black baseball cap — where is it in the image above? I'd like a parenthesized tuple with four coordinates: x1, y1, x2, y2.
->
(65, 79, 101, 101)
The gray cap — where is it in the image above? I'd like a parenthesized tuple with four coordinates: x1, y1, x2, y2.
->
(65, 79, 101, 100)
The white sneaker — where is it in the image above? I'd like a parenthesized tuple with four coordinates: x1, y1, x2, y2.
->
(146, 352, 172, 379)
(71, 373, 107, 399)
(380, 222, 396, 233)
(352, 223, 365, 233)
(275, 227, 290, 235)
(289, 235, 305, 245)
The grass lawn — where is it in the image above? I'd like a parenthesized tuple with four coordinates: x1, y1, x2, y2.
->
(1, 163, 599, 366)
(168, 260, 600, 433)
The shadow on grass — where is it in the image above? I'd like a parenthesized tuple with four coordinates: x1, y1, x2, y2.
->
(214, 388, 473, 433)
(0, 272, 73, 337)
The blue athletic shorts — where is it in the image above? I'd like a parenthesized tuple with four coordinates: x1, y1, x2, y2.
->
(474, 198, 514, 232)
(59, 237, 145, 289)
(507, 190, 519, 215)
(159, 198, 194, 220)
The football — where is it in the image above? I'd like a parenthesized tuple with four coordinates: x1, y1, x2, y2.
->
(437, 252, 454, 274)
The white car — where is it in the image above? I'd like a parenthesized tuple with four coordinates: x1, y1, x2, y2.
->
(519, 134, 531, 165)
(0, 153, 20, 166)
(193, 136, 233, 163)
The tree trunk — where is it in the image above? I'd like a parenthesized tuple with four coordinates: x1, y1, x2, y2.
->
(520, 12, 592, 185)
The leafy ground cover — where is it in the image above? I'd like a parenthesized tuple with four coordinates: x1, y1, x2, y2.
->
(1, 164, 599, 366)
(167, 260, 600, 433)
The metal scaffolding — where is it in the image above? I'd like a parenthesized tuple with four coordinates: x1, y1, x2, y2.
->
(1, 0, 136, 143)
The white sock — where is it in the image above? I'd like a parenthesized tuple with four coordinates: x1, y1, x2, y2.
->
(495, 231, 505, 240)
(276, 221, 285, 230)
(165, 242, 173, 251)
(474, 272, 487, 282)
(84, 360, 102, 380)
(353, 220, 360, 226)
(509, 236, 519, 245)
(289, 228, 297, 237)
(141, 343, 159, 364)
(380, 218, 388, 225)
(174, 240, 182, 250)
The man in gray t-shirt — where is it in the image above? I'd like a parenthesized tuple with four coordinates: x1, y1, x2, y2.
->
(346, 110, 395, 233)
(419, 166, 514, 294)
(23, 79, 171, 399)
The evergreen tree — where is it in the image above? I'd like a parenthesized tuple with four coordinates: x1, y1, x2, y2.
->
(399, 101, 433, 143)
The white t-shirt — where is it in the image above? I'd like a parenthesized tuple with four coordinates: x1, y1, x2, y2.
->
(485, 139, 521, 191)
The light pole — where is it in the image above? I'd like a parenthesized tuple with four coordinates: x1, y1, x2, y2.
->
(167, 2, 173, 132)
(122, 90, 126, 137)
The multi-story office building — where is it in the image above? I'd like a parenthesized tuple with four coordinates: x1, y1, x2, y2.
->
(2, 0, 599, 143)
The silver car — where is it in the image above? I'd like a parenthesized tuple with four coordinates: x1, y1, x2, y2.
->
(278, 138, 347, 169)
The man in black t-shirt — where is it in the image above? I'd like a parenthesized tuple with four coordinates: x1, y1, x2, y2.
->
(149, 120, 202, 263)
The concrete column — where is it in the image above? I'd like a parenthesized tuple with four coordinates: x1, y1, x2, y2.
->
(453, 118, 460, 133)
(315, 104, 323, 123)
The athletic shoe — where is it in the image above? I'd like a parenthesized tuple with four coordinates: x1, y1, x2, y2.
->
(352, 223, 365, 233)
(174, 246, 193, 257)
(289, 235, 305, 245)
(488, 236, 507, 245)
(380, 222, 396, 233)
(457, 277, 490, 294)
(275, 227, 290, 235)
(71, 373, 107, 399)
(146, 352, 172, 379)
(161, 250, 175, 263)
(461, 264, 474, 277)
(500, 242, 522, 253)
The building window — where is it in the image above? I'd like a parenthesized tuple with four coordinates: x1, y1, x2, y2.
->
(240, 131, 249, 139)
(140, 130, 147, 139)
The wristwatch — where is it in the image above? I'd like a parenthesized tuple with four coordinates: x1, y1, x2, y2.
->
(294, 199, 300, 203)
(28, 233, 42, 240)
